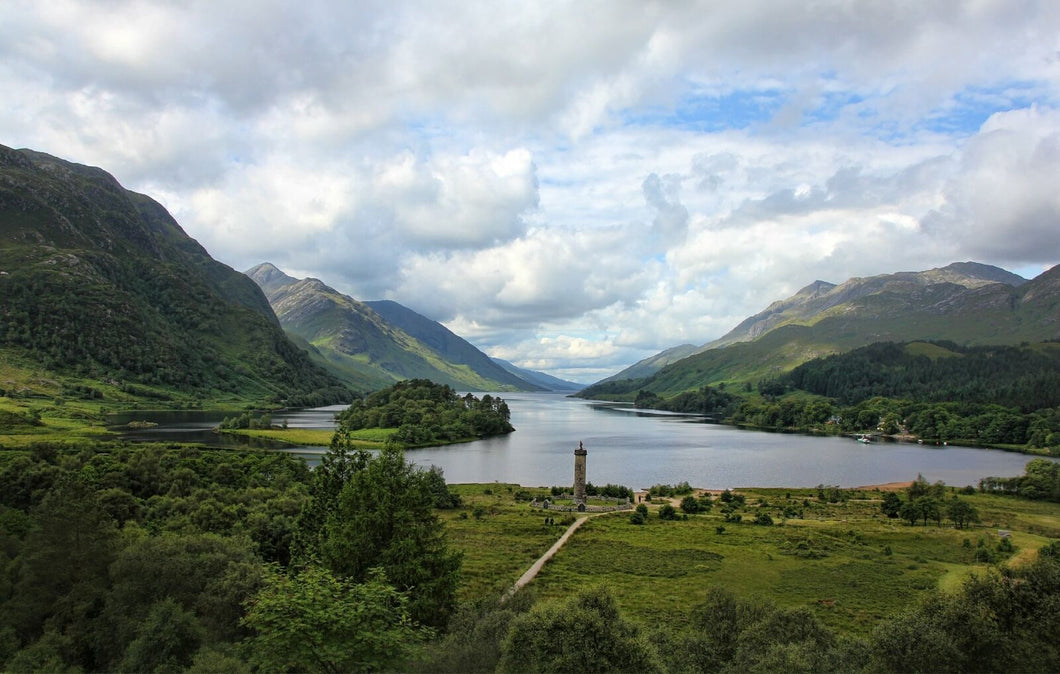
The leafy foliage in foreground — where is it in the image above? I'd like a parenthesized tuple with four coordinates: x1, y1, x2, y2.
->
(0, 442, 462, 672)
(336, 379, 513, 445)
(418, 549, 1060, 674)
(295, 442, 463, 628)
(242, 566, 430, 673)
(0, 446, 309, 671)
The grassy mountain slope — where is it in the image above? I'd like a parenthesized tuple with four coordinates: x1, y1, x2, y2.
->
(706, 262, 1029, 350)
(0, 144, 349, 407)
(365, 300, 543, 391)
(581, 262, 1059, 400)
(247, 264, 540, 392)
(594, 343, 699, 386)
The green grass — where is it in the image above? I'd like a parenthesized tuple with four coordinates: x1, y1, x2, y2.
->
(224, 426, 397, 447)
(443, 485, 1060, 638)
(441, 484, 564, 601)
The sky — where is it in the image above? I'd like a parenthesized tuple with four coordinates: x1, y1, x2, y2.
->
(3, 1, 1060, 383)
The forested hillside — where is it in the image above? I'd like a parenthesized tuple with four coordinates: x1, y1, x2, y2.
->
(785, 341, 1060, 410)
(0, 145, 349, 406)
(729, 341, 1060, 451)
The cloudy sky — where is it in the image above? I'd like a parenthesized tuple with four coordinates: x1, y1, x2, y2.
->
(3, 1, 1060, 383)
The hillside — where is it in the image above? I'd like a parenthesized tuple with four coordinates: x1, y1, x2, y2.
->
(247, 264, 541, 392)
(704, 262, 1030, 350)
(364, 300, 543, 391)
(581, 262, 1059, 400)
(593, 343, 699, 386)
(491, 358, 584, 392)
(0, 144, 349, 407)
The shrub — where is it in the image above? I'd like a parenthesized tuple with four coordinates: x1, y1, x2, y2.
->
(658, 504, 678, 521)
(754, 512, 774, 526)
(629, 511, 646, 525)
(680, 495, 701, 514)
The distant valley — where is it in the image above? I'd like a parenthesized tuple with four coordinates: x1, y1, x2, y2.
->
(246, 263, 581, 393)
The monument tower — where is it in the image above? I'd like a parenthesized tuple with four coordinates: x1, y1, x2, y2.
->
(573, 441, 587, 504)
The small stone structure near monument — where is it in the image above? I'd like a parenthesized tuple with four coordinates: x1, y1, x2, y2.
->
(530, 441, 632, 513)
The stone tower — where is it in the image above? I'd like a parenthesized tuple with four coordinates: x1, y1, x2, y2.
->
(573, 441, 587, 504)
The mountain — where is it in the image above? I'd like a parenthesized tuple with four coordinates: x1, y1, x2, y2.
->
(363, 300, 543, 391)
(247, 264, 542, 392)
(704, 262, 1029, 350)
(0, 144, 350, 405)
(594, 343, 699, 385)
(490, 358, 584, 392)
(581, 261, 1059, 399)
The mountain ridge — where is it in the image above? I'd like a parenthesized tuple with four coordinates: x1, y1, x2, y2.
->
(581, 261, 1058, 399)
(246, 263, 546, 392)
(0, 144, 349, 405)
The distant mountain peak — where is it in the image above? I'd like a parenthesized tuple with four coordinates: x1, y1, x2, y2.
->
(246, 263, 546, 392)
(245, 262, 298, 296)
(587, 260, 1055, 396)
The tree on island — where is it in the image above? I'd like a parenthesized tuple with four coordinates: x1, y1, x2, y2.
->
(336, 379, 513, 446)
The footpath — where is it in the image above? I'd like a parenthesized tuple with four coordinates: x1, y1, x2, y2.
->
(504, 515, 591, 600)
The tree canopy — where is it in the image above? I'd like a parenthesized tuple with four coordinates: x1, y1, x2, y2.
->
(336, 379, 513, 445)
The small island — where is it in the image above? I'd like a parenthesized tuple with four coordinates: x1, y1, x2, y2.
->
(217, 379, 515, 448)
(334, 379, 514, 447)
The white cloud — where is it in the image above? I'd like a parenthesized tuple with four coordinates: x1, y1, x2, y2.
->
(924, 106, 1060, 263)
(2, 0, 1059, 382)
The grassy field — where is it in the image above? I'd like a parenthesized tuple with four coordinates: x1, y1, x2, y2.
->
(226, 427, 394, 447)
(443, 484, 1060, 638)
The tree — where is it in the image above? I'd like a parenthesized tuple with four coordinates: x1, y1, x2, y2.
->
(916, 497, 942, 527)
(314, 445, 462, 628)
(680, 495, 701, 514)
(881, 492, 903, 518)
(946, 498, 980, 530)
(497, 587, 662, 673)
(900, 500, 921, 526)
(242, 566, 429, 673)
(7, 477, 117, 667)
(754, 511, 774, 526)
(119, 598, 204, 673)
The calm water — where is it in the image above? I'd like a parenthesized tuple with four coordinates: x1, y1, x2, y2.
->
(110, 393, 1044, 489)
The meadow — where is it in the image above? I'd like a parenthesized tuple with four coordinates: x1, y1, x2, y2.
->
(442, 483, 1060, 637)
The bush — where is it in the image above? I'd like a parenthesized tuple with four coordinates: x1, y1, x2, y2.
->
(658, 504, 678, 521)
(680, 495, 701, 514)
(754, 512, 774, 526)
(629, 511, 646, 525)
